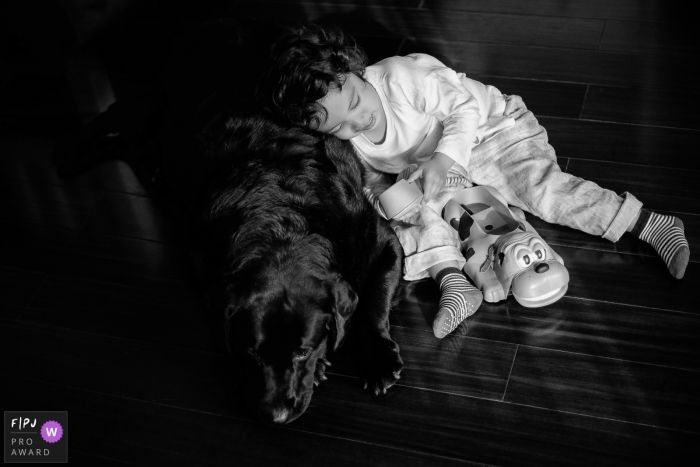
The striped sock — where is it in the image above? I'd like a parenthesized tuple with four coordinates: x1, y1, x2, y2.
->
(633, 210, 689, 279)
(433, 268, 483, 339)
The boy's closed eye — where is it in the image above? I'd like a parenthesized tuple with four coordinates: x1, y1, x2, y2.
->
(329, 88, 361, 134)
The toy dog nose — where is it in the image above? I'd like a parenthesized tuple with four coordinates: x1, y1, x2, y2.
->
(534, 263, 549, 274)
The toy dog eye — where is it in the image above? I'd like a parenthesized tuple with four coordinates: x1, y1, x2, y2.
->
(534, 248, 546, 260)
(515, 249, 533, 268)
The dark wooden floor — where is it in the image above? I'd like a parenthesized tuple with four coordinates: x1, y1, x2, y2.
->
(2, 1, 699, 465)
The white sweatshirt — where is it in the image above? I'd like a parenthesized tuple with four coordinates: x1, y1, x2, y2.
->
(351, 53, 515, 177)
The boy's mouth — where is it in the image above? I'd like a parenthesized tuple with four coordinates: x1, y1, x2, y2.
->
(363, 115, 375, 131)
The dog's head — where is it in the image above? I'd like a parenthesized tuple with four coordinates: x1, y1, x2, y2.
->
(211, 237, 358, 424)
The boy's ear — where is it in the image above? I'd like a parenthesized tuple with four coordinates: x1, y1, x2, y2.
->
(326, 278, 358, 351)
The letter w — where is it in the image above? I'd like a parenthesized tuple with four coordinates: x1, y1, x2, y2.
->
(46, 428, 58, 437)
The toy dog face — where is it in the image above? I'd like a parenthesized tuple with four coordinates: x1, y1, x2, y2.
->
(498, 232, 549, 275)
(495, 231, 569, 308)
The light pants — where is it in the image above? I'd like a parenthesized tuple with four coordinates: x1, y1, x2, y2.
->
(385, 95, 642, 281)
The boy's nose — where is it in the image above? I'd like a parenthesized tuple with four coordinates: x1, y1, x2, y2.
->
(350, 112, 368, 132)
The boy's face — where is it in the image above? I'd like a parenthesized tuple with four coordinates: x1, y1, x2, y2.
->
(316, 73, 385, 141)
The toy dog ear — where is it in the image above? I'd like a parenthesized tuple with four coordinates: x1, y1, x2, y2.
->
(480, 244, 497, 272)
(326, 278, 358, 351)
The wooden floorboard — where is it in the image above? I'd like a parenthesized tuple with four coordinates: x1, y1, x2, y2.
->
(3, 322, 698, 465)
(2, 1, 697, 465)
(332, 325, 519, 401)
(421, 0, 673, 23)
(81, 191, 181, 243)
(504, 345, 700, 431)
(236, 374, 699, 467)
(540, 117, 700, 170)
(466, 296, 700, 372)
(0, 266, 46, 322)
(235, 1, 606, 49)
(2, 321, 150, 397)
(7, 352, 698, 467)
(1, 178, 101, 230)
(353, 35, 405, 64)
(565, 159, 700, 202)
(400, 39, 698, 91)
(0, 139, 149, 195)
(557, 244, 697, 314)
(469, 76, 587, 119)
(600, 20, 697, 56)
(0, 221, 191, 294)
(17, 274, 212, 351)
(7, 376, 480, 467)
(581, 85, 700, 130)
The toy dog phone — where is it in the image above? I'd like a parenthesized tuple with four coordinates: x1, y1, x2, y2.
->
(443, 186, 569, 307)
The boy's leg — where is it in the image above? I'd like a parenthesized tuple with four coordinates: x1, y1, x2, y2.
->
(468, 95, 689, 279)
(430, 263, 483, 338)
(386, 174, 482, 338)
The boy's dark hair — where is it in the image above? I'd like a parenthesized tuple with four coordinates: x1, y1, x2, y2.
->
(259, 23, 368, 130)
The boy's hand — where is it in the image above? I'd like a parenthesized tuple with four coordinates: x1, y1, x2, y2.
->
(407, 152, 454, 202)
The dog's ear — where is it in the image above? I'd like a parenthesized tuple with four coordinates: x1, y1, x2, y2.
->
(326, 278, 358, 351)
(203, 280, 239, 353)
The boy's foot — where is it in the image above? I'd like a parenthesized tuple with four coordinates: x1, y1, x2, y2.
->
(433, 268, 483, 338)
(634, 210, 689, 279)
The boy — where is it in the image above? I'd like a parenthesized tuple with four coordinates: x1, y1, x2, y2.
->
(261, 24, 689, 338)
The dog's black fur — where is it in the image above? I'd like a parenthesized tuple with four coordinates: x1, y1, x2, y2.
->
(190, 114, 404, 424)
(52, 17, 404, 425)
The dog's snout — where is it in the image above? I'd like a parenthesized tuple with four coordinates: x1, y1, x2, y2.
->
(258, 404, 293, 424)
(258, 391, 312, 425)
(271, 408, 289, 424)
(534, 262, 549, 274)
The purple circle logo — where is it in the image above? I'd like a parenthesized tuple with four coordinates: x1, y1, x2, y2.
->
(40, 420, 63, 443)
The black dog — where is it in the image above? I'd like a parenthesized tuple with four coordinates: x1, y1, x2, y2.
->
(189, 114, 404, 424)
(52, 17, 404, 425)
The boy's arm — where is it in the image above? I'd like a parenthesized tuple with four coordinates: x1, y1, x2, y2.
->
(406, 151, 453, 202)
(399, 54, 482, 170)
(424, 68, 481, 170)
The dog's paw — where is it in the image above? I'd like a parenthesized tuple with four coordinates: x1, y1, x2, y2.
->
(314, 357, 331, 386)
(362, 338, 404, 396)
